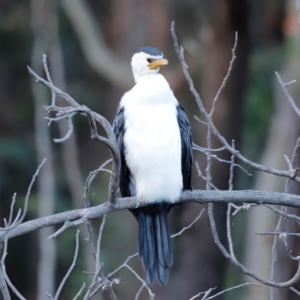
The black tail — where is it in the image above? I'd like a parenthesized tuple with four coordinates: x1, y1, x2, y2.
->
(132, 203, 173, 285)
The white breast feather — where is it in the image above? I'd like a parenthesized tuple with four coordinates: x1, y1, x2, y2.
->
(121, 74, 182, 203)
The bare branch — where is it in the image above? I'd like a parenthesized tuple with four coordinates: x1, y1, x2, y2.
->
(290, 286, 300, 296)
(188, 287, 216, 300)
(208, 203, 300, 288)
(171, 209, 204, 238)
(270, 208, 284, 299)
(72, 283, 86, 300)
(2, 189, 300, 244)
(231, 203, 256, 216)
(82, 212, 117, 300)
(275, 71, 300, 117)
(42, 54, 56, 107)
(226, 204, 236, 260)
(209, 32, 238, 117)
(124, 265, 154, 300)
(0, 159, 46, 232)
(1, 235, 26, 300)
(53, 115, 74, 143)
(256, 231, 300, 237)
(193, 144, 226, 153)
(107, 206, 205, 287)
(27, 63, 120, 204)
(265, 204, 300, 221)
(107, 253, 138, 280)
(170, 21, 300, 184)
(52, 230, 80, 300)
(135, 283, 146, 300)
(204, 283, 260, 300)
(7, 194, 17, 227)
(96, 215, 106, 270)
(0, 265, 11, 300)
(194, 115, 208, 126)
(83, 263, 104, 300)
(83, 159, 113, 208)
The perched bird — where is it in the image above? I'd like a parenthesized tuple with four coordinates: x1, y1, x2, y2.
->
(113, 46, 193, 285)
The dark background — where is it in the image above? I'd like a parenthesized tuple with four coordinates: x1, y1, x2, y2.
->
(0, 1, 299, 299)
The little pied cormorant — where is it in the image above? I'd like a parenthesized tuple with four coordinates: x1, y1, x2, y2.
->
(113, 46, 193, 285)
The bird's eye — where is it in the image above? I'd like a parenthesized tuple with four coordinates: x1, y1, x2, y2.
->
(147, 58, 153, 63)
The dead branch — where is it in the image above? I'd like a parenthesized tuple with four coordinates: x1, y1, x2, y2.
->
(27, 63, 120, 205)
(0, 159, 46, 232)
(2, 190, 300, 244)
(171, 21, 300, 184)
(275, 71, 300, 117)
(49, 230, 80, 300)
(1, 235, 26, 300)
(0, 266, 10, 300)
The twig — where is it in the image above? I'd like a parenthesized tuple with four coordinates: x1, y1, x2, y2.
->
(209, 32, 238, 117)
(204, 283, 260, 300)
(135, 283, 146, 300)
(7, 194, 17, 228)
(52, 230, 80, 300)
(107, 253, 138, 279)
(193, 145, 226, 153)
(290, 286, 300, 296)
(72, 283, 86, 300)
(196, 153, 249, 181)
(96, 215, 106, 270)
(208, 203, 300, 288)
(275, 72, 300, 117)
(83, 263, 104, 300)
(0, 159, 46, 232)
(270, 210, 283, 299)
(0, 266, 11, 300)
(271, 135, 300, 298)
(83, 159, 113, 208)
(194, 115, 208, 126)
(228, 141, 235, 190)
(27, 62, 120, 204)
(226, 204, 236, 260)
(171, 209, 204, 238)
(108, 207, 205, 285)
(124, 265, 154, 300)
(42, 54, 56, 107)
(265, 204, 300, 221)
(231, 203, 256, 216)
(1, 235, 26, 300)
(256, 231, 300, 237)
(83, 212, 117, 300)
(188, 287, 216, 300)
(53, 115, 74, 143)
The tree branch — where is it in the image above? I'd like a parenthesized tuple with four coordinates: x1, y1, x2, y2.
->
(170, 21, 300, 184)
(2, 190, 300, 243)
(27, 64, 120, 205)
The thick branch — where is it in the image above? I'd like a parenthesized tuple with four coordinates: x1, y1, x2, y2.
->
(2, 190, 300, 242)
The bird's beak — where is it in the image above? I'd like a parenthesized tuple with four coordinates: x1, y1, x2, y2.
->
(148, 59, 168, 70)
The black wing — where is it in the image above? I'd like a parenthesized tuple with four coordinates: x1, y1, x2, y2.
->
(112, 105, 135, 197)
(176, 104, 193, 190)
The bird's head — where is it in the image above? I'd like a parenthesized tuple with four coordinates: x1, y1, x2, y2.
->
(131, 46, 168, 83)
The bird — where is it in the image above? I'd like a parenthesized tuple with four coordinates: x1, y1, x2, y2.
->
(113, 46, 193, 285)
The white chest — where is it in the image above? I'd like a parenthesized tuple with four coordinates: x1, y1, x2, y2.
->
(121, 75, 183, 203)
